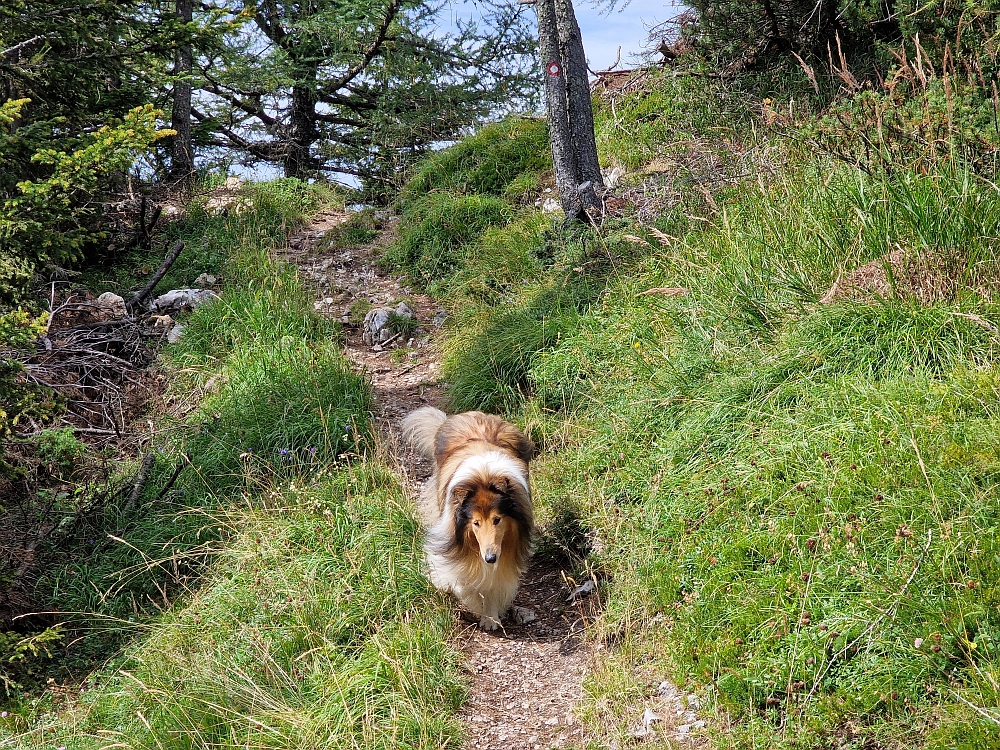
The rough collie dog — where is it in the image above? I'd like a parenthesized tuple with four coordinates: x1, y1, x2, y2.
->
(401, 406, 535, 630)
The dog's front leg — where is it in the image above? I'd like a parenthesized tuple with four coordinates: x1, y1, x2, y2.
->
(478, 613, 501, 631)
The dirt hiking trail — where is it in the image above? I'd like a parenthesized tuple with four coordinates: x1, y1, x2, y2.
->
(283, 209, 701, 749)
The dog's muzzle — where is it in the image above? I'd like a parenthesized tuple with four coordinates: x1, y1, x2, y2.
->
(483, 550, 498, 564)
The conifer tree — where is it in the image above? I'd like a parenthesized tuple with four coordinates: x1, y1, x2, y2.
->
(197, 0, 537, 196)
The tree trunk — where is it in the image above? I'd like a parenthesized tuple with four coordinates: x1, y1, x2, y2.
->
(536, 0, 583, 219)
(169, 0, 194, 189)
(553, 0, 603, 194)
(286, 79, 318, 178)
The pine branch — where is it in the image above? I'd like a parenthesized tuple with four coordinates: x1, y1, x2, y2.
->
(200, 78, 278, 127)
(323, 0, 404, 94)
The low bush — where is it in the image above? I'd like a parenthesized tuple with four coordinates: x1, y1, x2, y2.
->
(397, 117, 550, 209)
(0, 104, 171, 306)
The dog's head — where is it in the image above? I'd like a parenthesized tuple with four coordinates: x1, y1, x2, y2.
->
(452, 476, 529, 565)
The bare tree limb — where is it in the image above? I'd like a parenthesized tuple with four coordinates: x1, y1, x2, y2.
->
(127, 240, 184, 312)
(124, 452, 156, 513)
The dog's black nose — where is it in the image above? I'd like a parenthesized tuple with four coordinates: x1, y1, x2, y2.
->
(484, 552, 498, 564)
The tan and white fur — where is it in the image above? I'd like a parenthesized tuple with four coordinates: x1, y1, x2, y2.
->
(402, 406, 535, 630)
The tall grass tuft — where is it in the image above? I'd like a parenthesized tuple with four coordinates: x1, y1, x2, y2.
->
(397, 118, 550, 208)
(384, 194, 514, 288)
(183, 339, 370, 492)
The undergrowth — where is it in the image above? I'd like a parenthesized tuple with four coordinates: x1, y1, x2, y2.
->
(0, 180, 461, 750)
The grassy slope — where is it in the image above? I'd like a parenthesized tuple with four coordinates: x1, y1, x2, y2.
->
(383, 75, 1000, 748)
(3, 180, 463, 749)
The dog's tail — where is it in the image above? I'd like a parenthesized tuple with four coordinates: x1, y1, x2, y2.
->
(401, 406, 447, 459)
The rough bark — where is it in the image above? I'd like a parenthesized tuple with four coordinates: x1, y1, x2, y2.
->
(536, 0, 583, 219)
(553, 0, 604, 195)
(168, 0, 194, 188)
(286, 78, 318, 178)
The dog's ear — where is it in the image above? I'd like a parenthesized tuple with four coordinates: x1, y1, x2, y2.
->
(489, 476, 510, 495)
(496, 424, 535, 464)
(451, 484, 473, 504)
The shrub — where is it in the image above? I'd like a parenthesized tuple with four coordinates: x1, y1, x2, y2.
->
(0, 310, 51, 441)
(33, 428, 86, 477)
(0, 104, 172, 306)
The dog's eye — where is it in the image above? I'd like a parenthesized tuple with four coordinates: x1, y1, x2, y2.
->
(473, 521, 480, 527)
(493, 517, 501, 525)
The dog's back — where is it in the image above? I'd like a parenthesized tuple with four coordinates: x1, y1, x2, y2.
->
(401, 406, 448, 459)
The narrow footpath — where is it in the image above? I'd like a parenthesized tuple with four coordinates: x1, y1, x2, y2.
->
(282, 210, 598, 749)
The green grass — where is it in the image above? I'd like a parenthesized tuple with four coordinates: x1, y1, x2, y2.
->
(592, 70, 752, 173)
(535, 182, 1000, 746)
(383, 116, 553, 296)
(0, 180, 463, 750)
(28, 182, 369, 633)
(316, 208, 382, 251)
(381, 71, 1000, 748)
(10, 464, 463, 750)
(181, 338, 370, 493)
(397, 117, 550, 209)
(384, 193, 515, 289)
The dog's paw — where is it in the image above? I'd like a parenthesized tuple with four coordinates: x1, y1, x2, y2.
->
(478, 614, 501, 631)
(510, 605, 537, 625)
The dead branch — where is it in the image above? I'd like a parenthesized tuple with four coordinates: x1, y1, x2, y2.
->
(127, 240, 184, 311)
(150, 458, 187, 506)
(124, 452, 156, 513)
(130, 195, 163, 251)
(637, 287, 691, 297)
(9, 309, 157, 434)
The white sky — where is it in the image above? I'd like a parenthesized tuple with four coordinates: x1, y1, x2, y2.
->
(572, 0, 684, 70)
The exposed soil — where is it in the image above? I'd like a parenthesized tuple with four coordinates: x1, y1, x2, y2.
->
(284, 210, 613, 750)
